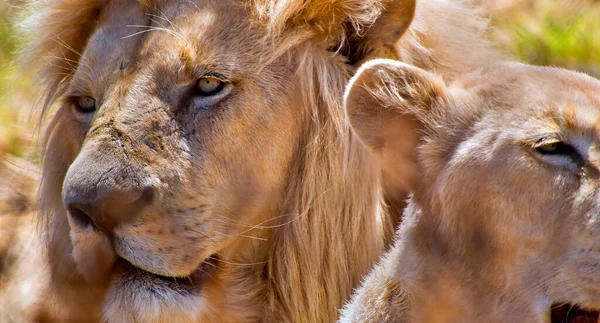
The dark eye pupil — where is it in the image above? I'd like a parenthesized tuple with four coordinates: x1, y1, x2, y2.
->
(197, 78, 224, 96)
(536, 142, 572, 155)
(77, 96, 96, 113)
(535, 141, 585, 166)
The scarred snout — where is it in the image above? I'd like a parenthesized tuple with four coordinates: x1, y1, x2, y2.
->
(60, 127, 208, 280)
(62, 143, 159, 282)
(62, 148, 157, 234)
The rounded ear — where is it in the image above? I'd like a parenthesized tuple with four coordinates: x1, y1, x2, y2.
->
(344, 59, 446, 192)
(340, 0, 417, 64)
(259, 0, 416, 64)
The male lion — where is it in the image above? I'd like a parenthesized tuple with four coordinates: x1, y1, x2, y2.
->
(340, 59, 600, 322)
(1, 0, 501, 322)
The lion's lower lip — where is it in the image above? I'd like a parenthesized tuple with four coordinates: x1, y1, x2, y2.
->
(115, 255, 219, 293)
(551, 303, 600, 323)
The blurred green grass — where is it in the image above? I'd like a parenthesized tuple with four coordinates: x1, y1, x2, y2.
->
(487, 0, 600, 77)
(0, 0, 35, 161)
(0, 0, 600, 161)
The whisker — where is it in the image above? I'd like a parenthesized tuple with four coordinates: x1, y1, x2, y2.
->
(209, 255, 269, 267)
(150, 9, 183, 35)
(211, 230, 267, 241)
(124, 25, 190, 46)
(51, 35, 83, 58)
(202, 261, 218, 269)
(187, 276, 195, 288)
(197, 268, 218, 284)
(121, 28, 156, 40)
(46, 55, 80, 70)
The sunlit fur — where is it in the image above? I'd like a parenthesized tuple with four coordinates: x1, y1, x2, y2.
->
(2, 0, 501, 322)
(341, 59, 600, 322)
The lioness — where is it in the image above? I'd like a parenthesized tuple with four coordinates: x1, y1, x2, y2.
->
(2, 0, 501, 321)
(340, 59, 600, 322)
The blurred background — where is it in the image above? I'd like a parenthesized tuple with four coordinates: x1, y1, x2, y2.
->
(0, 0, 599, 163)
(0, 0, 35, 163)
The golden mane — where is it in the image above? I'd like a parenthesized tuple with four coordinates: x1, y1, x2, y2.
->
(7, 0, 504, 321)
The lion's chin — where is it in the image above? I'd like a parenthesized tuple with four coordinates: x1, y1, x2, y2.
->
(102, 256, 219, 322)
(551, 303, 599, 323)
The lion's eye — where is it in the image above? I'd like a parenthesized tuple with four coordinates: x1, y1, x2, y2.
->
(190, 74, 233, 109)
(197, 77, 225, 96)
(76, 96, 97, 113)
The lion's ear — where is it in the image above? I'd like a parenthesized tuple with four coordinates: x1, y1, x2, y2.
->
(345, 59, 446, 193)
(259, 0, 415, 64)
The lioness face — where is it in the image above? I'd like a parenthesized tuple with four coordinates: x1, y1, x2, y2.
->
(346, 60, 600, 319)
(52, 0, 300, 315)
(433, 64, 600, 312)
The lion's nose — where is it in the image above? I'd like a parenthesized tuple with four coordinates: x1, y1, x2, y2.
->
(62, 148, 157, 233)
(65, 187, 155, 232)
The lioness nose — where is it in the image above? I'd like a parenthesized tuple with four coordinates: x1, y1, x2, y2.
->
(62, 149, 156, 233)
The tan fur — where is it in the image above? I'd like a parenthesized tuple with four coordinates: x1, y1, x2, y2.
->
(341, 59, 600, 322)
(2, 0, 501, 322)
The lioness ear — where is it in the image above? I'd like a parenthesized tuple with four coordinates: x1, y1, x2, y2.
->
(345, 59, 446, 192)
(339, 0, 417, 64)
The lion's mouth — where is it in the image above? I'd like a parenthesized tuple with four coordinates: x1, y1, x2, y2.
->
(114, 255, 219, 293)
(551, 303, 600, 323)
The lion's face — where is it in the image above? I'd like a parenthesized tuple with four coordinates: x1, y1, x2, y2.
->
(345, 60, 600, 320)
(51, 0, 301, 318)
(25, 0, 422, 320)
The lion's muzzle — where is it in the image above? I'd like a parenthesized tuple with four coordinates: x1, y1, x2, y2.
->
(62, 146, 156, 234)
(61, 143, 159, 282)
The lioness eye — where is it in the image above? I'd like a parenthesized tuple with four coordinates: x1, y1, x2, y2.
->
(197, 77, 225, 96)
(533, 140, 584, 169)
(536, 141, 573, 155)
(76, 96, 97, 113)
